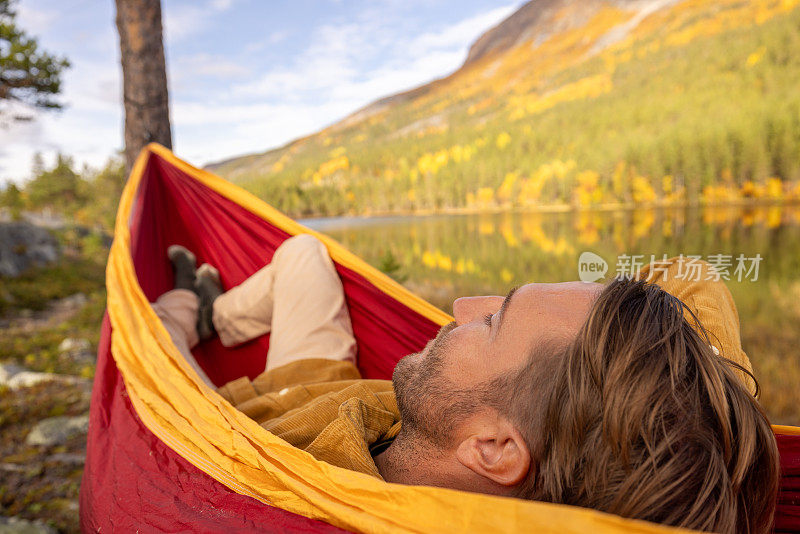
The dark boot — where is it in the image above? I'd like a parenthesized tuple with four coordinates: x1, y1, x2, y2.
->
(195, 263, 223, 341)
(168, 245, 196, 290)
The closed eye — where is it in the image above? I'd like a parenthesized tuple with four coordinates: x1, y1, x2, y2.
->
(483, 313, 493, 327)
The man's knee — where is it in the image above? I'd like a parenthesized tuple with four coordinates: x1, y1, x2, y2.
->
(281, 233, 325, 253)
(274, 234, 329, 266)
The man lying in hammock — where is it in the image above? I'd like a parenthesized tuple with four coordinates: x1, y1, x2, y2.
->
(154, 234, 779, 534)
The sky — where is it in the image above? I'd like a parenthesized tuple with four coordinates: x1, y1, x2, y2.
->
(0, 0, 520, 185)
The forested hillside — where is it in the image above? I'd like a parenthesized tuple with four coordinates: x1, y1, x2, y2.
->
(210, 0, 800, 217)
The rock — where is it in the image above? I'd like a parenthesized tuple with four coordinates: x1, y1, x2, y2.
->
(0, 361, 26, 384)
(0, 362, 90, 391)
(7, 372, 90, 391)
(0, 222, 60, 278)
(57, 334, 94, 363)
(6, 371, 62, 389)
(26, 414, 90, 447)
(47, 452, 86, 466)
(20, 210, 66, 230)
(0, 362, 86, 390)
(0, 462, 42, 478)
(0, 462, 28, 473)
(57, 337, 94, 363)
(0, 516, 57, 534)
(58, 338, 90, 353)
(56, 293, 87, 309)
(0, 286, 14, 304)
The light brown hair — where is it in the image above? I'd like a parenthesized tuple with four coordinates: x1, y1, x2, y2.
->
(506, 277, 780, 532)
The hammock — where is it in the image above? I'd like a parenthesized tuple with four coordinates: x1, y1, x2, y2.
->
(79, 144, 800, 533)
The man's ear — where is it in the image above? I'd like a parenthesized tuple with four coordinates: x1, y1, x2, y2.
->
(455, 415, 531, 487)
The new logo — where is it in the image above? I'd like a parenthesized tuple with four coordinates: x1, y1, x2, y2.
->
(578, 252, 608, 283)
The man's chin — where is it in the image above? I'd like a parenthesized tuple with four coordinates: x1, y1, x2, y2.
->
(392, 350, 422, 386)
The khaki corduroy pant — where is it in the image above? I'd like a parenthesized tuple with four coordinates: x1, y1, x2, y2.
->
(151, 234, 357, 386)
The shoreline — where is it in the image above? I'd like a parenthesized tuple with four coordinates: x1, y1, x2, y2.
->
(298, 198, 800, 223)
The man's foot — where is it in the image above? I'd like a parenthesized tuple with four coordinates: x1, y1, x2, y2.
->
(195, 263, 223, 341)
(168, 245, 197, 291)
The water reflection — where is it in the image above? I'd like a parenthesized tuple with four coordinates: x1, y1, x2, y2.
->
(306, 205, 800, 424)
(306, 205, 800, 311)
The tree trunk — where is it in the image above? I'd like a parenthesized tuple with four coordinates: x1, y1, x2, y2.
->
(115, 0, 172, 173)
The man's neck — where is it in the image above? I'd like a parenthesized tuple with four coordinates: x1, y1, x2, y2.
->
(374, 433, 438, 486)
(375, 432, 510, 496)
(374, 436, 411, 484)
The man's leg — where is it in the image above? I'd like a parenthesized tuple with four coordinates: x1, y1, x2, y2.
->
(151, 288, 214, 387)
(212, 234, 356, 371)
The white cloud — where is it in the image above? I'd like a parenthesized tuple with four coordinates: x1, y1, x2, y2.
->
(0, 119, 47, 183)
(163, 0, 236, 43)
(173, 102, 330, 166)
(268, 30, 289, 44)
(231, 3, 517, 118)
(0, 106, 120, 185)
(232, 22, 363, 100)
(175, 3, 520, 166)
(242, 30, 291, 55)
(407, 5, 516, 56)
(209, 0, 235, 11)
(1, 1, 524, 182)
(63, 60, 121, 110)
(15, 4, 58, 37)
(170, 54, 250, 93)
(0, 44, 121, 184)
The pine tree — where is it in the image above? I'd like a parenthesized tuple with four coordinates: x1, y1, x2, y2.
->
(0, 0, 69, 121)
(27, 154, 84, 212)
(0, 182, 24, 219)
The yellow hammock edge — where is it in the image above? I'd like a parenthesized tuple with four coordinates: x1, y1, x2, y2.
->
(104, 144, 763, 534)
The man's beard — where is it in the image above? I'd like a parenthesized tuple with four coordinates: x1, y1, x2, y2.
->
(392, 321, 474, 447)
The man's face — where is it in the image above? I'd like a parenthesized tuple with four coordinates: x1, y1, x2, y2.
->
(393, 281, 603, 445)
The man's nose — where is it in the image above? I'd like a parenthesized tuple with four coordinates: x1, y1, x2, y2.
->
(452, 296, 504, 326)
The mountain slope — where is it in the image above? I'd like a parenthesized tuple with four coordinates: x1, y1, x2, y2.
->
(210, 0, 800, 217)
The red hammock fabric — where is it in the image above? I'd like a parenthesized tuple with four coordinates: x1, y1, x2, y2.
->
(125, 153, 441, 385)
(80, 315, 350, 533)
(80, 152, 800, 532)
(80, 152, 441, 531)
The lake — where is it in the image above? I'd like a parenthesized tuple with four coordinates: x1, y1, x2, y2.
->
(305, 205, 800, 425)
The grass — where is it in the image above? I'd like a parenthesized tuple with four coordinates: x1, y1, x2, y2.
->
(0, 229, 107, 376)
(0, 381, 90, 534)
(0, 247, 105, 316)
(735, 281, 800, 424)
(0, 229, 106, 533)
(0, 292, 104, 377)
